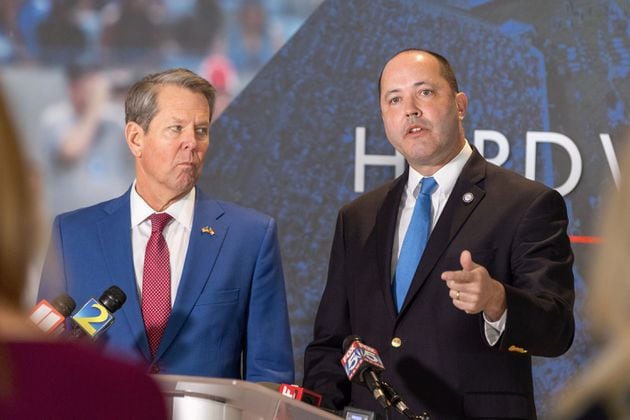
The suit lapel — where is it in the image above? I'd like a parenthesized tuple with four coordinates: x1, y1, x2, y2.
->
(156, 189, 228, 359)
(374, 172, 407, 318)
(97, 189, 152, 360)
(399, 150, 487, 315)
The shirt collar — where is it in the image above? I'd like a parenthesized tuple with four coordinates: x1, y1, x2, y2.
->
(406, 140, 473, 197)
(130, 181, 196, 230)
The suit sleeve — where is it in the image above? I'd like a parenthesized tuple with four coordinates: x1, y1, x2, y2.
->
(38, 216, 68, 301)
(303, 210, 352, 410)
(243, 217, 295, 383)
(499, 188, 575, 356)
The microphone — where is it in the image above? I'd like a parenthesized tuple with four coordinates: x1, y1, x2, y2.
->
(258, 382, 323, 407)
(71, 286, 126, 339)
(29, 294, 77, 335)
(341, 335, 389, 409)
(279, 384, 323, 407)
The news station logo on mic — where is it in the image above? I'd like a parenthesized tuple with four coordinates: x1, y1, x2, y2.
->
(279, 384, 322, 407)
(341, 340, 384, 381)
(29, 294, 76, 336)
(72, 298, 114, 338)
(30, 301, 66, 335)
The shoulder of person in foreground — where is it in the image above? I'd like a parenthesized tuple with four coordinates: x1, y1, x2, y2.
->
(1, 340, 167, 419)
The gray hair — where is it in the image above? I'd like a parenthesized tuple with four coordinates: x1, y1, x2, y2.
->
(125, 68, 216, 131)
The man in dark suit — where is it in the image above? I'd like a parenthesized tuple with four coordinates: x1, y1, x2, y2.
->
(303, 49, 574, 418)
(38, 68, 294, 382)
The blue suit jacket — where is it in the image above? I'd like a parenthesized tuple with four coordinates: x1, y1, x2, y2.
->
(39, 187, 294, 383)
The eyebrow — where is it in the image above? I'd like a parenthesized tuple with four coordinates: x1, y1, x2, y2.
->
(167, 117, 209, 126)
(383, 81, 429, 98)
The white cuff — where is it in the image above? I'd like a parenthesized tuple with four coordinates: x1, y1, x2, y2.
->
(483, 309, 507, 346)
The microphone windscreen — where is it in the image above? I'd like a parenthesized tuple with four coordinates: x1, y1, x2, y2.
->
(99, 286, 126, 313)
(342, 335, 362, 352)
(50, 293, 76, 317)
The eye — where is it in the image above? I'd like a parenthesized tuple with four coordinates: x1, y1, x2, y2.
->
(195, 127, 209, 137)
(169, 125, 183, 133)
(388, 96, 402, 105)
(419, 89, 434, 97)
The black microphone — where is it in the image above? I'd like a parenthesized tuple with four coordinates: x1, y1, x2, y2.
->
(70, 286, 126, 339)
(340, 335, 389, 409)
(29, 293, 77, 335)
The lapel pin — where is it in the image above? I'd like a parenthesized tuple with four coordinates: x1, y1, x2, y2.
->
(508, 345, 528, 354)
(462, 192, 474, 204)
(201, 226, 215, 236)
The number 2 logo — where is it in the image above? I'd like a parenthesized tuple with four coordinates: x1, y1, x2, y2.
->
(74, 303, 108, 336)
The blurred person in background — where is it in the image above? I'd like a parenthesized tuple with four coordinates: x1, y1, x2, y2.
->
(169, 0, 222, 54)
(199, 38, 239, 121)
(39, 63, 134, 216)
(101, 0, 164, 63)
(0, 1, 18, 62)
(0, 89, 167, 419)
(227, 0, 280, 88)
(553, 138, 630, 419)
(37, 0, 87, 63)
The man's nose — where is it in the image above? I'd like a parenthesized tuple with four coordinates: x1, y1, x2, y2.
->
(405, 104, 422, 118)
(181, 129, 197, 150)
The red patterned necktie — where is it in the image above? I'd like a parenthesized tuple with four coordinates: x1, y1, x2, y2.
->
(142, 213, 173, 357)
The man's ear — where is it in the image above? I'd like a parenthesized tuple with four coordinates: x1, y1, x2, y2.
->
(455, 92, 468, 120)
(125, 121, 144, 157)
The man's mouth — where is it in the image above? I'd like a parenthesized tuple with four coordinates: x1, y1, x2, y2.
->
(407, 125, 426, 135)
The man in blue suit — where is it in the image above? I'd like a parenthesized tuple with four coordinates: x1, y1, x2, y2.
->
(38, 68, 294, 382)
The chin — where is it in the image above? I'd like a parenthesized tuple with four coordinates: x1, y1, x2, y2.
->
(404, 149, 435, 164)
(171, 177, 196, 194)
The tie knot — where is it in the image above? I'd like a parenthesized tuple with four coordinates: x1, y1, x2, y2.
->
(149, 213, 172, 233)
(419, 177, 438, 196)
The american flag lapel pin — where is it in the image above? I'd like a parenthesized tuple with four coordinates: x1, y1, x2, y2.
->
(201, 226, 215, 236)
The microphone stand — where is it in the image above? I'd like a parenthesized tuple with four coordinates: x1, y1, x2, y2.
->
(363, 371, 391, 409)
(380, 381, 430, 420)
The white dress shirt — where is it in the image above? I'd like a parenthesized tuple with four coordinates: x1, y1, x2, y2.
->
(130, 182, 195, 306)
(392, 141, 506, 345)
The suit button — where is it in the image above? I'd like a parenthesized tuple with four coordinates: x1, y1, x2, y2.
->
(391, 337, 402, 348)
(149, 364, 161, 374)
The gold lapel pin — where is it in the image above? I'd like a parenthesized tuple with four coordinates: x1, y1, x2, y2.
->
(201, 226, 215, 236)
(508, 345, 528, 354)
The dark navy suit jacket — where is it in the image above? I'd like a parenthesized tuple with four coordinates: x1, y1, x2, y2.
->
(304, 149, 574, 419)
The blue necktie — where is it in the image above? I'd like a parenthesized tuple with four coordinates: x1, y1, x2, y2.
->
(393, 177, 438, 312)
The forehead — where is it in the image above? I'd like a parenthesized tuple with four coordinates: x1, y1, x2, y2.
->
(380, 51, 443, 91)
(154, 84, 210, 116)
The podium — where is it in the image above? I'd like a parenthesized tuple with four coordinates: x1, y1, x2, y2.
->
(156, 374, 341, 420)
